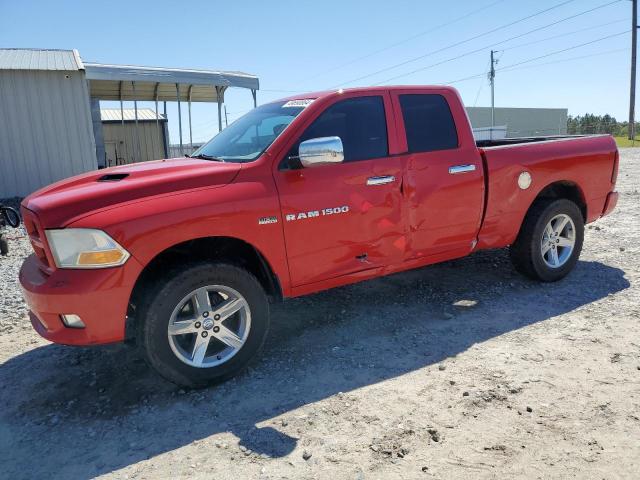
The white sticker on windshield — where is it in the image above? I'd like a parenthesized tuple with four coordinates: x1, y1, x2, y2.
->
(282, 99, 315, 108)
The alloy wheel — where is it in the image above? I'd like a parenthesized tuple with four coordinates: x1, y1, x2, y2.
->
(167, 285, 251, 368)
(540, 213, 576, 269)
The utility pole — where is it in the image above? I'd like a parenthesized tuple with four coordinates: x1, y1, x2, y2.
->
(224, 105, 229, 127)
(630, 0, 638, 140)
(489, 50, 498, 140)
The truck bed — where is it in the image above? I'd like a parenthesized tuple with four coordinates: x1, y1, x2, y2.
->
(475, 134, 617, 250)
(476, 134, 594, 149)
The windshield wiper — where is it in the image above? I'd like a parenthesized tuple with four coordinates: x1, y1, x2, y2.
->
(189, 153, 225, 162)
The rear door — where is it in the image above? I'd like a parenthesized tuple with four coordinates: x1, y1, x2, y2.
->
(391, 90, 484, 260)
(273, 93, 407, 287)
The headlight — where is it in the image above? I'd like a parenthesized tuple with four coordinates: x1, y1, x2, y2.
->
(45, 229, 130, 269)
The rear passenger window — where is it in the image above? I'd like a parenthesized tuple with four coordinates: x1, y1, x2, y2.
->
(290, 96, 388, 164)
(399, 94, 458, 153)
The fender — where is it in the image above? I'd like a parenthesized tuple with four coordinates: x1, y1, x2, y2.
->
(69, 168, 292, 296)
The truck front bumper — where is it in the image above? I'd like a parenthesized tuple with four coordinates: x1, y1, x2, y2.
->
(19, 254, 143, 345)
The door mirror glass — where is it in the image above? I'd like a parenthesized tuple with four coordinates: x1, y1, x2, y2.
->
(298, 136, 344, 168)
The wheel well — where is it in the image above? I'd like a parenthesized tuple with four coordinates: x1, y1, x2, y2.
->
(533, 181, 587, 221)
(125, 237, 282, 342)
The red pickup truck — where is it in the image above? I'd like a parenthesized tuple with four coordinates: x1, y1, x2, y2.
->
(20, 86, 619, 387)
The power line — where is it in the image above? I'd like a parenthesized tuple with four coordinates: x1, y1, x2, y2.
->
(296, 0, 508, 84)
(446, 72, 488, 86)
(499, 30, 628, 70)
(329, 0, 584, 88)
(266, 42, 630, 105)
(499, 47, 629, 73)
(445, 44, 630, 86)
(473, 59, 492, 107)
(501, 18, 627, 51)
(255, 0, 625, 98)
(196, 46, 630, 134)
(374, 1, 625, 85)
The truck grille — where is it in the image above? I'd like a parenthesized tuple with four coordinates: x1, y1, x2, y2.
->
(21, 207, 53, 274)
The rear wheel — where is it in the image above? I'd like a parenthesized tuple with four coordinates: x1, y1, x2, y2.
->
(138, 263, 269, 388)
(510, 198, 584, 282)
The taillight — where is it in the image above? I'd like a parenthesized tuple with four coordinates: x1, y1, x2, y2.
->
(612, 150, 619, 185)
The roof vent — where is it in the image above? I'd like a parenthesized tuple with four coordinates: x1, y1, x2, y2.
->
(98, 173, 129, 182)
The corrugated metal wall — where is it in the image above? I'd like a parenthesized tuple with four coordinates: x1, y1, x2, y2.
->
(466, 107, 568, 138)
(102, 122, 166, 166)
(168, 144, 201, 158)
(0, 70, 97, 198)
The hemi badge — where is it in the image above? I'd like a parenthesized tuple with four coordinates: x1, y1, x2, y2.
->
(258, 216, 278, 225)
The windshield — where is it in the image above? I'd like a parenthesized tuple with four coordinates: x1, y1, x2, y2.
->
(191, 100, 309, 162)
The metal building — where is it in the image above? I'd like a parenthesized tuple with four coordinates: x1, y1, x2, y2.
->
(0, 48, 259, 198)
(0, 49, 97, 198)
(100, 109, 168, 166)
(466, 107, 568, 138)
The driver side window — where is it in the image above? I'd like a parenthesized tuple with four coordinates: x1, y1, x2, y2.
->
(282, 96, 388, 169)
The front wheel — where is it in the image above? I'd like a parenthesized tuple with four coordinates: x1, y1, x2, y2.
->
(510, 198, 584, 282)
(138, 263, 270, 388)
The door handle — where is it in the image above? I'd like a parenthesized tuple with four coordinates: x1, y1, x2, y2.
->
(448, 164, 476, 175)
(367, 175, 395, 186)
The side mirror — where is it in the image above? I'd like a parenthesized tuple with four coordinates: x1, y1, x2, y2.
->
(298, 136, 344, 168)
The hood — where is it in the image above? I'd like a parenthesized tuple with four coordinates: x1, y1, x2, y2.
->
(23, 158, 242, 227)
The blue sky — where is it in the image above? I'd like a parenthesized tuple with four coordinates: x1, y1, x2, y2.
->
(0, 0, 633, 144)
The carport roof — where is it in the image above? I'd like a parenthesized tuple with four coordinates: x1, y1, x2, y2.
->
(100, 108, 167, 122)
(84, 62, 259, 102)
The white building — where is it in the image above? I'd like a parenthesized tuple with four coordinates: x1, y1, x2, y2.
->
(0, 48, 259, 198)
(466, 106, 568, 138)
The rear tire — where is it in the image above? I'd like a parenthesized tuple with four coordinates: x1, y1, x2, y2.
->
(510, 198, 584, 282)
(137, 262, 269, 388)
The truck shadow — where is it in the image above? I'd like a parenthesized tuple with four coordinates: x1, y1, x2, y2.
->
(0, 250, 630, 479)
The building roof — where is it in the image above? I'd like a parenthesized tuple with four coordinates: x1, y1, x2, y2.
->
(0, 48, 84, 71)
(0, 47, 259, 103)
(85, 62, 259, 102)
(100, 108, 166, 122)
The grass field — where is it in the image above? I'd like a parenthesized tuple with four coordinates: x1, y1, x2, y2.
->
(614, 136, 640, 148)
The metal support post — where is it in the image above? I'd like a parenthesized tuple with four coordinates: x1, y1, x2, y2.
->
(176, 83, 183, 155)
(188, 84, 193, 151)
(132, 81, 141, 163)
(216, 86, 223, 132)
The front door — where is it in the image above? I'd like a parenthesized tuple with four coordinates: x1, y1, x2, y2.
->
(274, 94, 406, 287)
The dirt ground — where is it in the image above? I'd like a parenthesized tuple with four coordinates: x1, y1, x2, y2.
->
(0, 150, 639, 480)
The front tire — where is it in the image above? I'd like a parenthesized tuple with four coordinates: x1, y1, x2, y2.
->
(510, 198, 584, 282)
(138, 263, 269, 388)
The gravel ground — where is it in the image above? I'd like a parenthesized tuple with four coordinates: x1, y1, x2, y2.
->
(0, 151, 639, 480)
